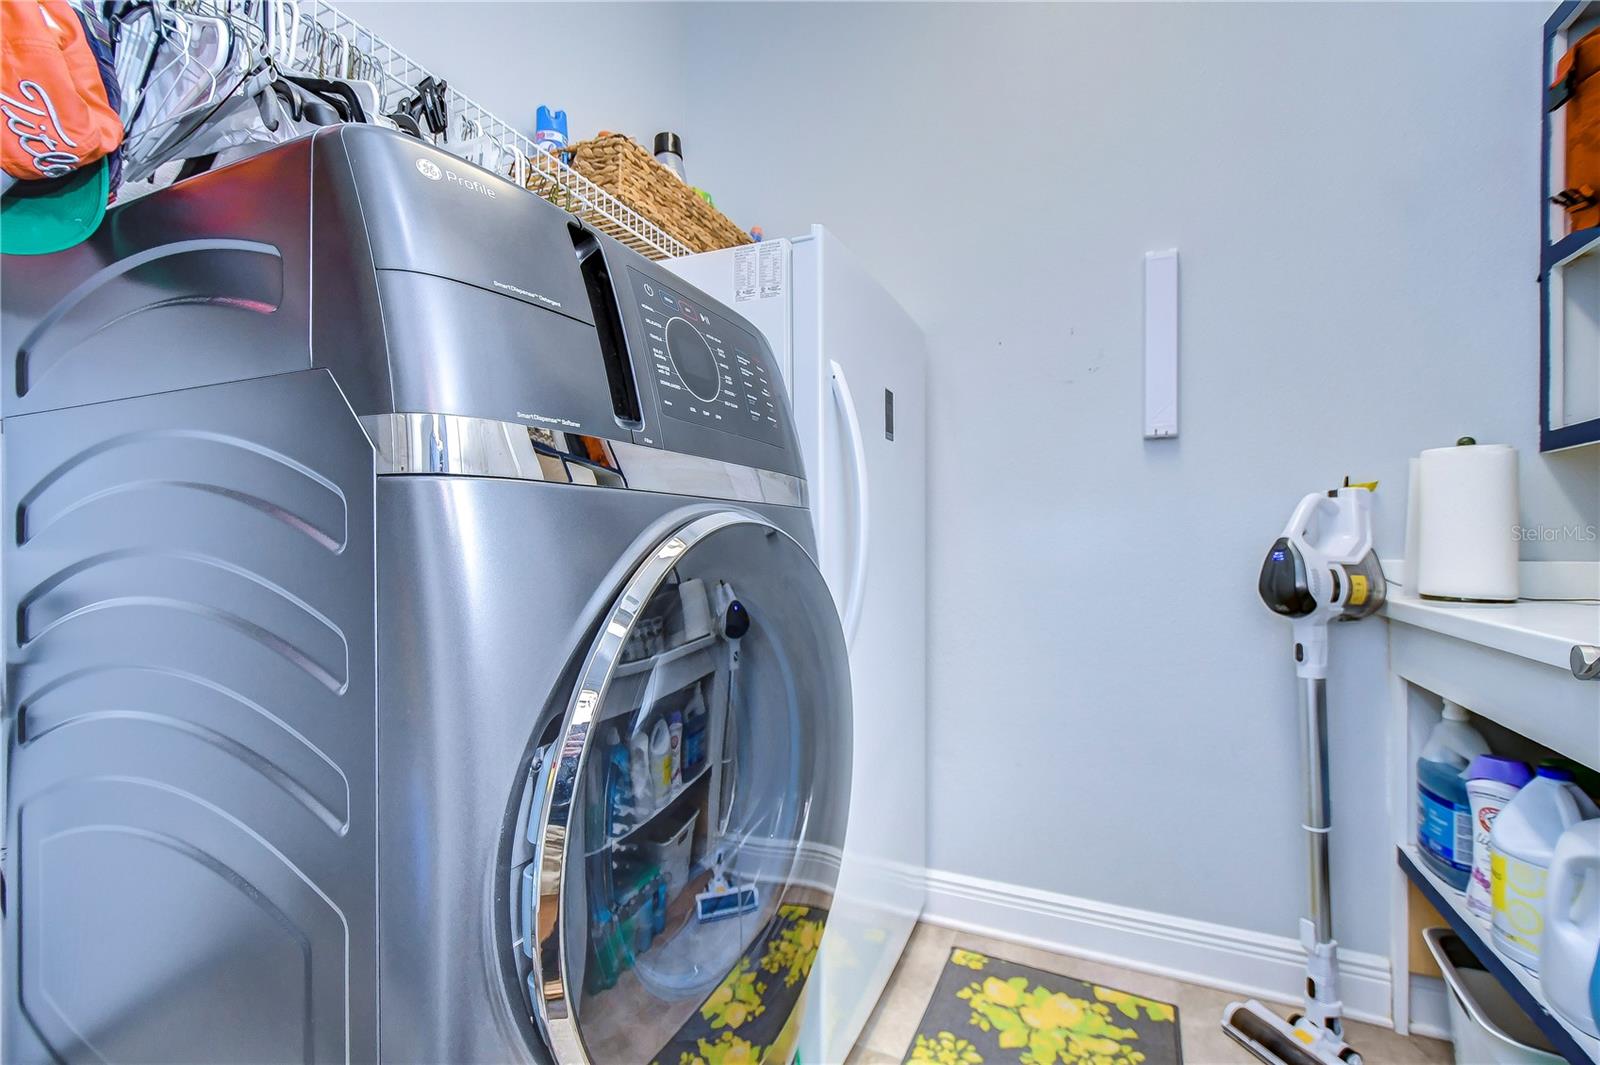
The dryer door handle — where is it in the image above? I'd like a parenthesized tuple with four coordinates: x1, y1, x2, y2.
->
(830, 360, 870, 649)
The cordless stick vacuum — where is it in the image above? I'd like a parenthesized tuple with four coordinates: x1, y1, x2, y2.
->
(1221, 483, 1386, 1065)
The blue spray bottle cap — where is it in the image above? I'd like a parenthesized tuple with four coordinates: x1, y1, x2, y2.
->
(534, 106, 568, 149)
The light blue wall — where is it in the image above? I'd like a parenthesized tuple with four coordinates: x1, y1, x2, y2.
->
(677, 1, 1598, 958)
(342, 1, 1599, 959)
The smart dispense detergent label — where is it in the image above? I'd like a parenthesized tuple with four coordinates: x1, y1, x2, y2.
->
(1418, 785, 1473, 873)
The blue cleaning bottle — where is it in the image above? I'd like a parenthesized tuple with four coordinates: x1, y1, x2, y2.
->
(1415, 701, 1489, 890)
(604, 728, 631, 835)
(534, 105, 567, 153)
(1590, 942, 1600, 1042)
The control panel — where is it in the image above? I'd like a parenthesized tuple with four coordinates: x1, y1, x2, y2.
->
(627, 268, 782, 447)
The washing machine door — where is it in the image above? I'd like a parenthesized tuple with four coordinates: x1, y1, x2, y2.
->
(525, 511, 852, 1065)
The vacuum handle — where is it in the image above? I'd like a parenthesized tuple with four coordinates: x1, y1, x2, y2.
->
(1283, 487, 1375, 566)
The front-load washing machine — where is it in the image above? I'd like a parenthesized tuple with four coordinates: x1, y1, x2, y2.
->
(0, 126, 851, 1064)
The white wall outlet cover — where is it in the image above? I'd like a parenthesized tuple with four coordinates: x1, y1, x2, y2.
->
(1144, 249, 1179, 439)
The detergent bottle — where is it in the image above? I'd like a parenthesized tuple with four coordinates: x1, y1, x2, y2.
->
(604, 728, 631, 835)
(1417, 701, 1490, 890)
(1490, 766, 1600, 971)
(1541, 819, 1600, 1037)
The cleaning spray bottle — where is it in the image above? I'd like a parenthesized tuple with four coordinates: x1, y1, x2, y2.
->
(1416, 701, 1489, 890)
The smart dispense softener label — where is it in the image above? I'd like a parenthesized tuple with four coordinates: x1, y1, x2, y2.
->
(1418, 784, 1473, 874)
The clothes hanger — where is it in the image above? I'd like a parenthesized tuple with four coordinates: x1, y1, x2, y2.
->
(120, 3, 288, 184)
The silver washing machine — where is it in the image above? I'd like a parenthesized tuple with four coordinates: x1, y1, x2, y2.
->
(0, 126, 851, 1064)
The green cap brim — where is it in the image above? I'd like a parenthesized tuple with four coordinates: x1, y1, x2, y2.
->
(1, 158, 109, 256)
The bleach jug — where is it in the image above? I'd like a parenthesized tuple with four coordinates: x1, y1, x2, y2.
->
(1417, 701, 1489, 890)
(1490, 766, 1600, 971)
(1542, 819, 1600, 1037)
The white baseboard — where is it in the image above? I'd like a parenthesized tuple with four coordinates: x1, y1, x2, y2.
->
(922, 868, 1438, 1034)
(1406, 975, 1452, 1041)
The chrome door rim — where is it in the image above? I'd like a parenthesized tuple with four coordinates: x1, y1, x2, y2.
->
(527, 510, 787, 1063)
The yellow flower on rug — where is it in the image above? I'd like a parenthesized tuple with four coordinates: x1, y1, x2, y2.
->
(759, 907, 824, 987)
(951, 949, 989, 970)
(678, 1031, 761, 1065)
(909, 1030, 984, 1065)
(958, 975, 1149, 1065)
(1093, 988, 1176, 1024)
(701, 958, 766, 1030)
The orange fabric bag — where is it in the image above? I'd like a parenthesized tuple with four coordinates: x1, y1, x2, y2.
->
(1553, 27, 1600, 232)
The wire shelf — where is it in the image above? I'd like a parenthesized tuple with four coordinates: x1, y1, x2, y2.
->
(295, 1, 691, 259)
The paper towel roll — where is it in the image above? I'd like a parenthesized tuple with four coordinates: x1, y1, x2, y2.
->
(1416, 443, 1519, 602)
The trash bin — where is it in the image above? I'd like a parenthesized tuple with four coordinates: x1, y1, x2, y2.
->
(1424, 927, 1564, 1065)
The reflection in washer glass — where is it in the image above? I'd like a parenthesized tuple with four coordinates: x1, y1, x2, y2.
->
(563, 524, 849, 1064)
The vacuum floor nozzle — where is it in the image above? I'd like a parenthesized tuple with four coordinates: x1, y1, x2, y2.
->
(1220, 1000, 1360, 1065)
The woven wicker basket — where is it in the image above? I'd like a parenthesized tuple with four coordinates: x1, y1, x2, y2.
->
(560, 134, 752, 255)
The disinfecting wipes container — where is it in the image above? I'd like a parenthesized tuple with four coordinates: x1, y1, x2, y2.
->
(1466, 756, 1534, 920)
(1490, 766, 1599, 971)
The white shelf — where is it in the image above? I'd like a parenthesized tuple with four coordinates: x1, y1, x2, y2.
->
(614, 633, 719, 678)
(1383, 589, 1599, 671)
(1401, 844, 1600, 1063)
(591, 761, 712, 855)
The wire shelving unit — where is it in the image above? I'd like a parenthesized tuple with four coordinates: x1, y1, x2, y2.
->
(294, 1, 691, 260)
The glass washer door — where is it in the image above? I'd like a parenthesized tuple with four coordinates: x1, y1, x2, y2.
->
(526, 512, 852, 1064)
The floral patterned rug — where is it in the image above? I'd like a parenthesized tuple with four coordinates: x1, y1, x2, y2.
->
(653, 903, 825, 1065)
(905, 948, 1182, 1065)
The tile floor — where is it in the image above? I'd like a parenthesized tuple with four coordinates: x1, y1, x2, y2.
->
(843, 923, 1453, 1065)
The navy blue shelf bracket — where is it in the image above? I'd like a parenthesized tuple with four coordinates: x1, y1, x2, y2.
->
(1398, 848, 1595, 1064)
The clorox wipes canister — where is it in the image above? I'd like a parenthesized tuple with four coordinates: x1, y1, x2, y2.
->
(1465, 755, 1534, 919)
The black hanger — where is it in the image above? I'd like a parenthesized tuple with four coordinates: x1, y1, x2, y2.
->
(284, 75, 366, 123)
(396, 76, 449, 139)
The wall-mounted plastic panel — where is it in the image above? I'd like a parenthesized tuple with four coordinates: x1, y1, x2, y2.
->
(1, 369, 378, 1064)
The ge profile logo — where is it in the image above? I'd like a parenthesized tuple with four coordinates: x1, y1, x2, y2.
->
(415, 158, 442, 180)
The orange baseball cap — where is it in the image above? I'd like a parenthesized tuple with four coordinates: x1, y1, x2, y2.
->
(1, 0, 123, 180)
(1, 1, 123, 254)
